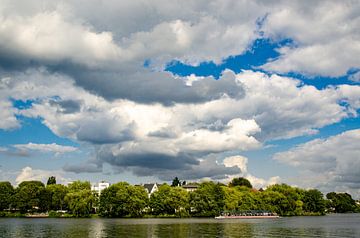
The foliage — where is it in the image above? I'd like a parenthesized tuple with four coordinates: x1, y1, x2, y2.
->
(65, 189, 95, 217)
(189, 182, 225, 217)
(0, 181, 14, 211)
(99, 182, 148, 217)
(229, 177, 253, 188)
(302, 189, 325, 214)
(65, 181, 94, 217)
(68, 181, 91, 192)
(48, 210, 62, 218)
(47, 176, 56, 185)
(326, 192, 356, 213)
(14, 181, 46, 213)
(150, 184, 189, 217)
(0, 179, 357, 218)
(47, 184, 68, 211)
(171, 177, 181, 187)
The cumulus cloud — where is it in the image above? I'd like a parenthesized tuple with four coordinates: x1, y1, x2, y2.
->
(0, 99, 19, 130)
(0, 0, 359, 183)
(274, 129, 360, 195)
(0, 10, 121, 67)
(15, 166, 68, 185)
(223, 155, 280, 188)
(261, 1, 360, 77)
(2, 68, 359, 180)
(13, 143, 77, 155)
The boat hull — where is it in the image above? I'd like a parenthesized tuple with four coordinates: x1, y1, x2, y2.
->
(215, 215, 280, 219)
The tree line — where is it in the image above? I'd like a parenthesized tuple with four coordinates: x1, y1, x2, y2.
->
(0, 177, 359, 218)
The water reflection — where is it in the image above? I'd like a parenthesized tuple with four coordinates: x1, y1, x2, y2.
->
(1, 214, 360, 238)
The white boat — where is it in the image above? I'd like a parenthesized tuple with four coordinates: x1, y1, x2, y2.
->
(215, 210, 280, 219)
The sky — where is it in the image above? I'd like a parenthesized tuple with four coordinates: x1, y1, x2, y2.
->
(0, 0, 359, 197)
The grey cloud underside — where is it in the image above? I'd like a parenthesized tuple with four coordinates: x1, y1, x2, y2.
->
(49, 99, 82, 114)
(93, 148, 240, 180)
(63, 69, 244, 104)
(62, 162, 103, 174)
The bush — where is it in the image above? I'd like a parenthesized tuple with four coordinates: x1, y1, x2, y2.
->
(48, 210, 62, 218)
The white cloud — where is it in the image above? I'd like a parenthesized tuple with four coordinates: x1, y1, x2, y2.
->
(261, 1, 360, 77)
(14, 143, 77, 155)
(223, 155, 280, 188)
(0, 10, 121, 67)
(0, 0, 358, 77)
(274, 129, 360, 196)
(1, 68, 359, 180)
(0, 100, 19, 130)
(15, 166, 68, 185)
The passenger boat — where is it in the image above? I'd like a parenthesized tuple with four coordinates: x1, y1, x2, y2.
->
(215, 210, 280, 219)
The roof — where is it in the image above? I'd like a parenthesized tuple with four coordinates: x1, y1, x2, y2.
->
(143, 183, 156, 193)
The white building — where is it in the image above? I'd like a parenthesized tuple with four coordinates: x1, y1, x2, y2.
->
(91, 181, 110, 195)
(143, 183, 158, 198)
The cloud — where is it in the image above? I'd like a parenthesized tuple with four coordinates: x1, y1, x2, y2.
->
(15, 166, 68, 185)
(260, 1, 360, 77)
(13, 143, 77, 155)
(0, 10, 121, 67)
(63, 162, 103, 174)
(2, 67, 359, 181)
(0, 99, 19, 130)
(274, 129, 360, 195)
(223, 155, 280, 188)
(349, 71, 360, 83)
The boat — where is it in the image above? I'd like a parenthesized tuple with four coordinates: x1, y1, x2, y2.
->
(215, 210, 280, 219)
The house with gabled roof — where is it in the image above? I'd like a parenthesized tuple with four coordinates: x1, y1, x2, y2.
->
(143, 183, 158, 198)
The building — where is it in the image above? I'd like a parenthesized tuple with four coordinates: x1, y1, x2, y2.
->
(91, 181, 110, 195)
(143, 183, 158, 198)
(182, 184, 198, 192)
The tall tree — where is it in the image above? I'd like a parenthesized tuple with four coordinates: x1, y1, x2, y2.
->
(303, 189, 325, 214)
(189, 182, 225, 217)
(47, 184, 68, 211)
(14, 181, 45, 213)
(99, 182, 148, 217)
(171, 177, 181, 187)
(0, 182, 14, 211)
(150, 184, 189, 216)
(326, 192, 356, 213)
(65, 181, 94, 217)
(47, 176, 56, 185)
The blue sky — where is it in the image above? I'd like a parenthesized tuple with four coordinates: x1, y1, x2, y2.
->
(0, 0, 359, 197)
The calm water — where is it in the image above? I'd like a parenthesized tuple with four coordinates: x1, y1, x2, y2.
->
(0, 214, 359, 238)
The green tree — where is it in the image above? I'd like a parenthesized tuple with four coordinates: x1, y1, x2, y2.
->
(0, 182, 14, 211)
(65, 181, 94, 217)
(229, 177, 252, 188)
(266, 184, 304, 216)
(189, 182, 225, 217)
(99, 182, 148, 217)
(68, 180, 91, 192)
(150, 184, 189, 216)
(47, 176, 56, 185)
(14, 181, 45, 213)
(171, 177, 181, 187)
(326, 192, 356, 213)
(47, 184, 68, 211)
(303, 189, 325, 214)
(65, 190, 95, 217)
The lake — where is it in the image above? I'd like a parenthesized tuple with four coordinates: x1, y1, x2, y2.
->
(0, 214, 359, 237)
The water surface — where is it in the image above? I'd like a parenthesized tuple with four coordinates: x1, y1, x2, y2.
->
(0, 214, 359, 237)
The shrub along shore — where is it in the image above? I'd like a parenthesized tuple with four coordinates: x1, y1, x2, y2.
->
(0, 177, 359, 218)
